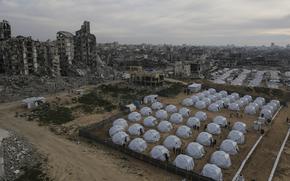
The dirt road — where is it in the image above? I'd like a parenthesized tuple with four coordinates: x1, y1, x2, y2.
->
(0, 101, 180, 181)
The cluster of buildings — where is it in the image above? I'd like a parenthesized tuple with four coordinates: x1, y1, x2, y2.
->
(0, 20, 98, 77)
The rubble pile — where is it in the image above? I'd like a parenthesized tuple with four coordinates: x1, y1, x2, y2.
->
(2, 131, 44, 181)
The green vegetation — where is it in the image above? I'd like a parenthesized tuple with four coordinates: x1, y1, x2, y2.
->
(156, 83, 184, 97)
(31, 103, 73, 125)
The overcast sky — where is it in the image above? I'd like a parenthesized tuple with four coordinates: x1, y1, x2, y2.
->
(1, 0, 290, 46)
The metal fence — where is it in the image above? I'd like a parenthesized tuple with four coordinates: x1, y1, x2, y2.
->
(79, 114, 214, 181)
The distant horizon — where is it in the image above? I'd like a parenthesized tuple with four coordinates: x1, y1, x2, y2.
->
(2, 0, 290, 46)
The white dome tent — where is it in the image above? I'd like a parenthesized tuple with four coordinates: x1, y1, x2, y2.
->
(155, 109, 168, 120)
(213, 116, 228, 127)
(201, 163, 223, 181)
(196, 132, 213, 146)
(215, 100, 224, 109)
(140, 107, 152, 116)
(143, 129, 160, 143)
(202, 98, 212, 106)
(113, 118, 128, 129)
(143, 116, 158, 127)
(157, 121, 173, 132)
(128, 138, 147, 153)
(262, 105, 274, 114)
(249, 102, 259, 111)
(228, 102, 240, 111)
(179, 107, 191, 117)
(260, 109, 273, 120)
(128, 112, 142, 122)
(182, 98, 194, 106)
(197, 92, 205, 100)
(191, 95, 199, 103)
(268, 102, 278, 112)
(207, 123, 221, 135)
(151, 102, 163, 110)
(240, 97, 249, 105)
(232, 122, 247, 133)
(243, 95, 253, 102)
(227, 95, 236, 103)
(270, 100, 280, 109)
(220, 90, 228, 97)
(244, 105, 256, 115)
(186, 142, 205, 159)
(236, 99, 246, 108)
(209, 88, 217, 95)
(208, 103, 220, 112)
(195, 101, 207, 109)
(128, 123, 145, 136)
(165, 104, 177, 113)
(208, 95, 218, 102)
(222, 97, 231, 106)
(215, 93, 223, 100)
(187, 117, 201, 128)
(163, 135, 182, 150)
(150, 145, 170, 161)
(173, 154, 194, 171)
(176, 125, 192, 138)
(203, 90, 210, 97)
(228, 130, 245, 144)
(210, 151, 232, 169)
(220, 139, 239, 155)
(195, 111, 207, 121)
(109, 125, 125, 137)
(254, 97, 265, 107)
(169, 113, 183, 124)
(231, 92, 240, 100)
(112, 131, 130, 145)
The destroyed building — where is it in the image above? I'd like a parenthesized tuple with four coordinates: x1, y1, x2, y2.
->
(57, 31, 74, 75)
(0, 20, 11, 41)
(130, 71, 165, 87)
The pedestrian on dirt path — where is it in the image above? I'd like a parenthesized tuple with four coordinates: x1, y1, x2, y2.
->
(236, 174, 245, 181)
(204, 124, 208, 130)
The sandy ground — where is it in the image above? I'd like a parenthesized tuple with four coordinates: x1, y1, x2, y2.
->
(0, 102, 181, 181)
(273, 138, 290, 181)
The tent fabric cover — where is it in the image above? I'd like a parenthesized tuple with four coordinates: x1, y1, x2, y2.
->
(228, 103, 240, 111)
(260, 109, 273, 119)
(155, 109, 168, 120)
(143, 129, 160, 143)
(113, 118, 128, 129)
(219, 90, 228, 97)
(187, 117, 201, 128)
(208, 95, 218, 102)
(208, 103, 220, 112)
(143, 116, 158, 127)
(157, 121, 173, 132)
(128, 112, 142, 122)
(176, 125, 192, 138)
(163, 135, 182, 150)
(231, 92, 240, 100)
(165, 104, 178, 113)
(195, 111, 207, 121)
(244, 105, 256, 115)
(140, 107, 152, 116)
(232, 122, 247, 133)
(150, 145, 170, 161)
(112, 131, 130, 145)
(182, 98, 194, 106)
(186, 142, 205, 159)
(213, 116, 228, 127)
(202, 98, 212, 106)
(179, 107, 191, 117)
(109, 125, 125, 137)
(151, 102, 163, 110)
(209, 88, 217, 95)
(228, 130, 245, 144)
(128, 123, 144, 136)
(201, 163, 223, 181)
(207, 123, 221, 135)
(220, 139, 239, 155)
(169, 113, 183, 124)
(210, 151, 232, 169)
(191, 96, 200, 103)
(196, 132, 213, 146)
(195, 101, 207, 110)
(128, 138, 147, 153)
(174, 154, 194, 171)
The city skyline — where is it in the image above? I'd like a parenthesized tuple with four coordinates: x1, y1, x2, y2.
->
(1, 0, 290, 46)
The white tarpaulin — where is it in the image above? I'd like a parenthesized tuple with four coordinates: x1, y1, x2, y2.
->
(182, 98, 194, 106)
(213, 116, 228, 127)
(113, 118, 128, 129)
(176, 125, 192, 138)
(112, 131, 130, 145)
(228, 130, 245, 144)
(129, 138, 147, 153)
(169, 113, 183, 124)
(232, 122, 247, 133)
(151, 102, 163, 110)
(128, 123, 144, 136)
(157, 121, 173, 132)
(155, 109, 168, 120)
(163, 135, 182, 150)
(165, 104, 178, 113)
(207, 123, 221, 135)
(186, 142, 205, 159)
(179, 107, 191, 117)
(220, 139, 239, 155)
(201, 163, 223, 181)
(140, 107, 152, 116)
(143, 116, 158, 127)
(143, 129, 160, 143)
(195, 101, 207, 109)
(187, 117, 201, 128)
(174, 154, 194, 171)
(210, 151, 232, 169)
(150, 145, 170, 161)
(109, 125, 125, 137)
(128, 112, 142, 122)
(197, 132, 213, 146)
(188, 83, 201, 93)
(195, 111, 207, 121)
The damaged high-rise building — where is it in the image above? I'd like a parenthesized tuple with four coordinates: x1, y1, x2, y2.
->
(0, 20, 11, 41)
(57, 31, 74, 75)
